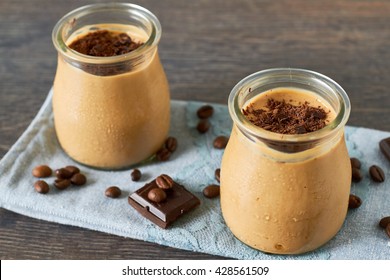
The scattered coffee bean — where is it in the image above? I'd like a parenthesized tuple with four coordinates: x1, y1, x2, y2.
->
(369, 165, 385, 182)
(165, 137, 178, 153)
(197, 119, 210, 133)
(156, 147, 171, 161)
(147, 188, 167, 203)
(34, 180, 50, 194)
(55, 168, 73, 179)
(203, 184, 220, 198)
(32, 165, 52, 178)
(131, 169, 142, 182)
(386, 224, 390, 239)
(105, 186, 122, 198)
(379, 137, 390, 163)
(350, 158, 361, 169)
(70, 173, 87, 186)
(197, 105, 214, 119)
(215, 168, 221, 183)
(352, 168, 363, 183)
(379, 216, 390, 229)
(65, 165, 80, 176)
(156, 174, 174, 190)
(54, 179, 71, 190)
(348, 194, 362, 209)
(213, 136, 229, 149)
(154, 137, 177, 161)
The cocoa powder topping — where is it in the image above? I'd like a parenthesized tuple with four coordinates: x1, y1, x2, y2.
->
(243, 98, 329, 134)
(68, 30, 144, 57)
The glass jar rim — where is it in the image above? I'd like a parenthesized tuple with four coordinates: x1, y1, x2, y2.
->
(228, 68, 351, 144)
(52, 3, 161, 64)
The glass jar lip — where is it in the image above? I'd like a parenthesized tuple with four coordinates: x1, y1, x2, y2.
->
(228, 68, 351, 143)
(52, 3, 161, 64)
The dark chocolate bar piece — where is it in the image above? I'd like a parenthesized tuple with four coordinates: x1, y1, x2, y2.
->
(128, 179, 200, 229)
(380, 137, 390, 163)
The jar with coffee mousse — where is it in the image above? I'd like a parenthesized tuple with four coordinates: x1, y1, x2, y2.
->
(220, 68, 351, 254)
(52, 3, 170, 169)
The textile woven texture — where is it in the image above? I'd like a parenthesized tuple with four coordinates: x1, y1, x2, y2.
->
(1, 89, 389, 259)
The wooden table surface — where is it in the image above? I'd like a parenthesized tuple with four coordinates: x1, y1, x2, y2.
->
(1, 0, 389, 259)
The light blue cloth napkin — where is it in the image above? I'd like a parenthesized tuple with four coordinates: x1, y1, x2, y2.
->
(1, 88, 389, 260)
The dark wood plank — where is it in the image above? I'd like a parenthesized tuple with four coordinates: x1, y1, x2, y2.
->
(1, 0, 390, 259)
(0, 208, 226, 260)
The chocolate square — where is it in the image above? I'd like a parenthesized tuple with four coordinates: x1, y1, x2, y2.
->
(128, 179, 200, 229)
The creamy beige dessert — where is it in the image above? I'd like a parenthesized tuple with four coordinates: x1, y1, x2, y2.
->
(221, 87, 351, 254)
(53, 24, 170, 169)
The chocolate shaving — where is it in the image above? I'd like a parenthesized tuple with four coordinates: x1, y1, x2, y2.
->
(243, 98, 329, 134)
(68, 30, 143, 57)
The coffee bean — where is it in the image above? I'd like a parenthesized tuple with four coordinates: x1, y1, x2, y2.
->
(147, 188, 167, 203)
(203, 184, 220, 198)
(65, 165, 80, 175)
(105, 186, 122, 198)
(350, 158, 361, 169)
(54, 179, 71, 190)
(165, 137, 178, 153)
(156, 147, 171, 161)
(352, 168, 363, 183)
(348, 194, 362, 209)
(55, 168, 73, 179)
(32, 165, 52, 178)
(213, 136, 229, 149)
(34, 180, 50, 194)
(197, 105, 214, 119)
(386, 224, 390, 239)
(369, 165, 385, 182)
(70, 173, 87, 186)
(379, 216, 390, 229)
(131, 169, 142, 182)
(379, 137, 390, 163)
(197, 119, 210, 133)
(215, 168, 221, 183)
(156, 174, 174, 190)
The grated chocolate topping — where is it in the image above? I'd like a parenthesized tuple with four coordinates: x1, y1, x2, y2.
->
(68, 30, 144, 57)
(242, 98, 330, 134)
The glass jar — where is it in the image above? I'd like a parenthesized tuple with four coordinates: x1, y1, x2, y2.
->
(221, 68, 351, 254)
(52, 3, 170, 169)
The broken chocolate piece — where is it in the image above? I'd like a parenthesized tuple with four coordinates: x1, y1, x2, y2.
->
(128, 178, 200, 229)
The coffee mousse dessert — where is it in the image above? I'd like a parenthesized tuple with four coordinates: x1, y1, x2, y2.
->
(53, 24, 170, 169)
(221, 87, 351, 254)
